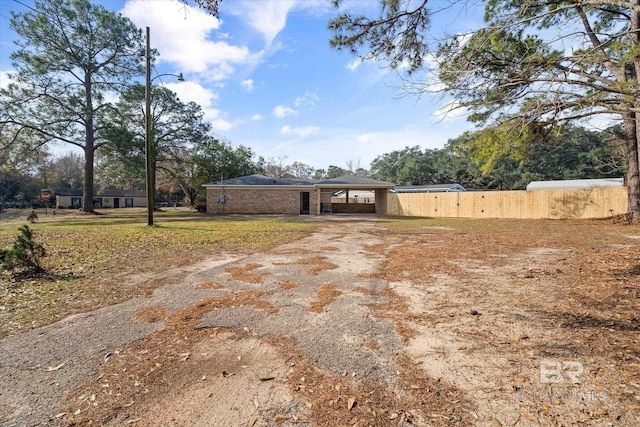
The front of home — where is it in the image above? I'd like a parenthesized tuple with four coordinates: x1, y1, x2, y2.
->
(55, 188, 147, 209)
(202, 174, 395, 215)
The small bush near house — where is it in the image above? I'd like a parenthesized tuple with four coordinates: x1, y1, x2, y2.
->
(0, 225, 46, 273)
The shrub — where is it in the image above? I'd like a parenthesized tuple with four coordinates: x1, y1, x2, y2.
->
(27, 210, 38, 223)
(0, 225, 46, 273)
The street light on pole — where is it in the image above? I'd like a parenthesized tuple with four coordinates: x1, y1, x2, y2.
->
(145, 26, 184, 226)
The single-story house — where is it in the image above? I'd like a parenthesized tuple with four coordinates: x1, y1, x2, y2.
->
(526, 178, 624, 191)
(55, 188, 147, 209)
(202, 174, 395, 215)
(392, 183, 466, 193)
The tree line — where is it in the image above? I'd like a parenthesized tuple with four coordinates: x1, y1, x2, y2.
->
(370, 123, 625, 190)
(0, 0, 263, 212)
(3, 0, 640, 217)
(326, 0, 640, 216)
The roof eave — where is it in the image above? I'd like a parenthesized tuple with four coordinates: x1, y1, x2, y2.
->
(314, 184, 393, 189)
(203, 184, 314, 189)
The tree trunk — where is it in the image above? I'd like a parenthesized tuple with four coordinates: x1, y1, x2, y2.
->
(630, 3, 640, 219)
(82, 146, 95, 213)
(151, 158, 157, 211)
(82, 73, 95, 213)
(629, 118, 640, 218)
(623, 111, 640, 218)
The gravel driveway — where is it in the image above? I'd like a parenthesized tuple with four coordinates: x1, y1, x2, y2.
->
(1, 216, 639, 426)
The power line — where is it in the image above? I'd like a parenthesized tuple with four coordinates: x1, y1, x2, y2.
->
(13, 0, 38, 14)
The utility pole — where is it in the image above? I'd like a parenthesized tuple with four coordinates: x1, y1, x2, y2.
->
(145, 26, 154, 226)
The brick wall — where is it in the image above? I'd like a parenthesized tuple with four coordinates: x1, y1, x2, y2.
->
(207, 188, 320, 215)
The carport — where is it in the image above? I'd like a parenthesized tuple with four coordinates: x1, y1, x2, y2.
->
(314, 176, 395, 215)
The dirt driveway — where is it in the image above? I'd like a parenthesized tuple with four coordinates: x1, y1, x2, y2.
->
(0, 216, 639, 426)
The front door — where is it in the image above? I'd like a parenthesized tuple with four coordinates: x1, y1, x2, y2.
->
(113, 198, 120, 208)
(300, 192, 310, 214)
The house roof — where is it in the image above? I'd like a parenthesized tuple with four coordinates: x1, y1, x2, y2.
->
(526, 178, 624, 191)
(55, 188, 84, 196)
(392, 183, 466, 193)
(314, 175, 395, 188)
(203, 174, 394, 189)
(101, 189, 147, 197)
(55, 188, 146, 197)
(204, 174, 315, 187)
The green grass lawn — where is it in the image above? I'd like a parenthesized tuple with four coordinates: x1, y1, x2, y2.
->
(0, 216, 318, 338)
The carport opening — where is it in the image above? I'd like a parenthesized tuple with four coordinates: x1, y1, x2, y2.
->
(321, 188, 377, 214)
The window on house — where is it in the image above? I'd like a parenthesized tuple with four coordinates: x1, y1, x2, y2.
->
(125, 198, 134, 207)
(93, 198, 102, 208)
(71, 197, 82, 209)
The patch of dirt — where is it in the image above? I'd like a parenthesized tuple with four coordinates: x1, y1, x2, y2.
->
(369, 220, 640, 426)
(225, 263, 266, 283)
(293, 255, 339, 276)
(135, 305, 169, 323)
(196, 281, 225, 290)
(278, 281, 299, 290)
(1, 217, 639, 426)
(309, 283, 342, 313)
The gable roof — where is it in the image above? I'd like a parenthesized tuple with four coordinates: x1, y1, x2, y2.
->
(55, 188, 84, 196)
(55, 188, 146, 197)
(203, 174, 394, 189)
(204, 174, 315, 187)
(314, 175, 394, 188)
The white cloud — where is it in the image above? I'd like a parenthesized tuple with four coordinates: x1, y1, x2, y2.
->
(163, 80, 233, 132)
(273, 105, 297, 118)
(209, 112, 234, 132)
(294, 91, 320, 107)
(251, 114, 265, 121)
(356, 134, 371, 144)
(241, 79, 254, 91)
(227, 0, 297, 46)
(347, 58, 361, 72)
(121, 0, 259, 78)
(280, 125, 320, 137)
(247, 123, 470, 170)
(432, 100, 468, 121)
(102, 91, 120, 106)
(164, 81, 218, 106)
(0, 70, 15, 89)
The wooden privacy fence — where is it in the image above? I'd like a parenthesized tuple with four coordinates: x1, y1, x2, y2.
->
(387, 187, 628, 219)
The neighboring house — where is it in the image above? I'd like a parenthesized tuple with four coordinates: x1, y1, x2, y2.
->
(332, 189, 376, 204)
(526, 178, 624, 191)
(202, 174, 395, 215)
(55, 188, 147, 209)
(392, 183, 466, 193)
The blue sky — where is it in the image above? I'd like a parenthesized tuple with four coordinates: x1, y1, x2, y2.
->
(0, 0, 484, 171)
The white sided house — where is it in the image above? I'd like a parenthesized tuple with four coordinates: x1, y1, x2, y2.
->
(55, 188, 147, 209)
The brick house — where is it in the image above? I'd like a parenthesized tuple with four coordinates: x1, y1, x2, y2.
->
(202, 174, 394, 215)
